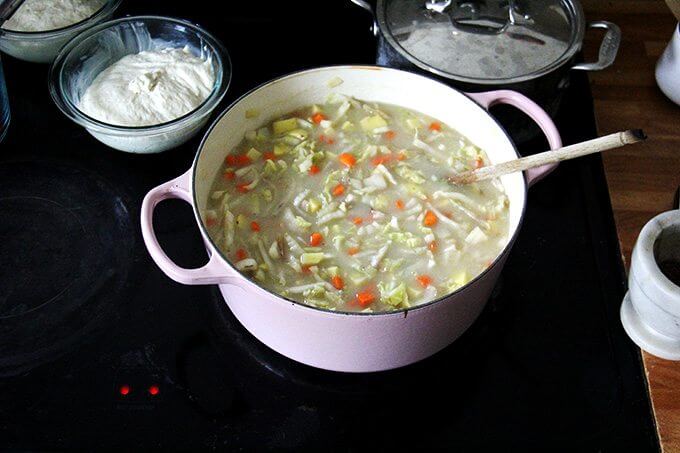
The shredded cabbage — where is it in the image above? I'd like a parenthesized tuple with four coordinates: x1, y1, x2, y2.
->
(378, 281, 409, 307)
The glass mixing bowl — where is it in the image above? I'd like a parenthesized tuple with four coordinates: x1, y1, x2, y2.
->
(48, 15, 231, 154)
(0, 0, 122, 64)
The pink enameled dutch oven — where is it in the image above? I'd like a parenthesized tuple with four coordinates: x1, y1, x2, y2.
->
(141, 66, 562, 373)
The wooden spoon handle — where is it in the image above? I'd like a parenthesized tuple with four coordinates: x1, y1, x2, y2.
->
(450, 129, 646, 185)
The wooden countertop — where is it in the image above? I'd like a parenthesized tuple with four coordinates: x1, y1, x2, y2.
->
(582, 1, 680, 451)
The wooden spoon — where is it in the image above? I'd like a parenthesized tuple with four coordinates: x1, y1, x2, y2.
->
(449, 129, 646, 185)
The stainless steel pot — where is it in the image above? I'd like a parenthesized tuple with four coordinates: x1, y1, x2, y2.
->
(351, 0, 620, 142)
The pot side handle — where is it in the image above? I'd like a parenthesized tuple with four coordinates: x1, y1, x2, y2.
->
(140, 170, 242, 286)
(572, 21, 621, 72)
(466, 90, 562, 187)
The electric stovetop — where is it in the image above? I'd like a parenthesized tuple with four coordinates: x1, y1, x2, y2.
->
(0, 1, 659, 450)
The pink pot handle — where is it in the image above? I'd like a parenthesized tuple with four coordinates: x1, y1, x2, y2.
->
(140, 170, 242, 286)
(466, 90, 563, 187)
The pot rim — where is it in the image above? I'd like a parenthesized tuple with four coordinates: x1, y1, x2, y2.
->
(375, 0, 586, 85)
(191, 65, 529, 317)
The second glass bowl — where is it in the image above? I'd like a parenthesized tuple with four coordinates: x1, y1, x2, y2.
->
(0, 0, 122, 63)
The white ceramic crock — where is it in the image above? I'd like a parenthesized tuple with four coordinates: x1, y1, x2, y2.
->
(141, 66, 562, 372)
(621, 210, 680, 360)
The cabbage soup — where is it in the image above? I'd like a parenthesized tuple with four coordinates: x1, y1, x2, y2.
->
(204, 96, 510, 312)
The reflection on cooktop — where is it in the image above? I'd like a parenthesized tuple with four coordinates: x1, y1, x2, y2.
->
(209, 279, 505, 393)
(0, 161, 134, 376)
(0, 195, 88, 316)
(166, 282, 513, 449)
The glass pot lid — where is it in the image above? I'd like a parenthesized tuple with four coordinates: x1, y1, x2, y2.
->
(377, 0, 586, 84)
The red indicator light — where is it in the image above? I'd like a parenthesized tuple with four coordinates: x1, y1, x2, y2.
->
(148, 385, 160, 396)
(119, 385, 130, 396)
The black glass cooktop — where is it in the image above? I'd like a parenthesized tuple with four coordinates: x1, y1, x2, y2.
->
(0, 1, 659, 450)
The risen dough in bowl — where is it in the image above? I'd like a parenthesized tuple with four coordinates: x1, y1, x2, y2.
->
(78, 47, 216, 127)
(2, 0, 106, 32)
(0, 0, 120, 63)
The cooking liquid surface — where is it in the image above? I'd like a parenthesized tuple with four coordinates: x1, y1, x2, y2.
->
(205, 98, 509, 312)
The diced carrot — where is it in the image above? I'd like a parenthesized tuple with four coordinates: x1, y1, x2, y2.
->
(352, 217, 363, 225)
(423, 210, 438, 226)
(301, 265, 311, 274)
(236, 183, 250, 193)
(223, 171, 235, 181)
(311, 113, 327, 124)
(309, 164, 320, 175)
(347, 247, 360, 256)
(206, 217, 217, 227)
(263, 151, 276, 161)
(356, 291, 375, 307)
(428, 241, 437, 252)
(417, 275, 433, 288)
(397, 152, 407, 161)
(331, 275, 344, 290)
(371, 154, 392, 166)
(319, 134, 335, 145)
(475, 157, 484, 169)
(338, 153, 356, 168)
(235, 249, 247, 260)
(384, 130, 396, 140)
(332, 183, 345, 196)
(226, 154, 251, 167)
(429, 122, 442, 132)
(395, 199, 405, 210)
(310, 232, 323, 246)
(250, 221, 260, 232)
